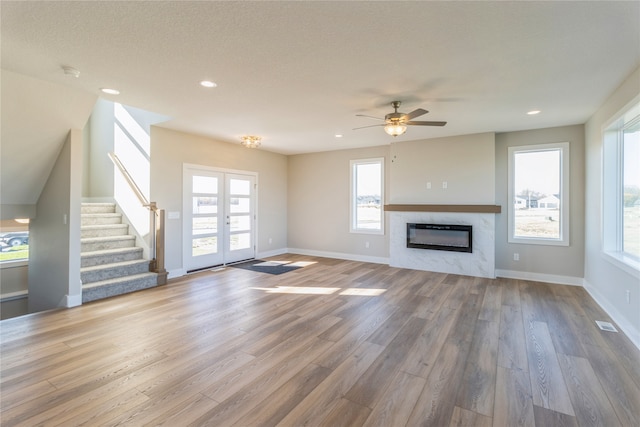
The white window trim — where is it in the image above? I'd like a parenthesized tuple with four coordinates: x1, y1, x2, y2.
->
(602, 96, 640, 275)
(350, 158, 384, 235)
(507, 142, 570, 246)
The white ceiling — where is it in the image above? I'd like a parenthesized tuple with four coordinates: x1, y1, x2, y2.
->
(1, 1, 639, 205)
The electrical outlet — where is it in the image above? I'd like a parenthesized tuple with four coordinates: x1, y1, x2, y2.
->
(513, 253, 520, 261)
(427, 182, 431, 190)
(626, 290, 631, 304)
(442, 181, 448, 189)
(268, 237, 273, 245)
(365, 241, 370, 249)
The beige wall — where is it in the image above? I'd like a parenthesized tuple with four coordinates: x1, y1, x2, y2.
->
(585, 66, 640, 343)
(151, 127, 288, 275)
(389, 132, 496, 204)
(288, 146, 390, 261)
(495, 125, 585, 281)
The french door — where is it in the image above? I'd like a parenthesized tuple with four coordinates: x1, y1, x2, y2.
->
(183, 165, 256, 272)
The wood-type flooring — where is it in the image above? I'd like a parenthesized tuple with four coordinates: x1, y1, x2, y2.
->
(1, 255, 639, 426)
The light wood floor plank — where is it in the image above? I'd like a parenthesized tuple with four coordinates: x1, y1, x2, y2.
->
(449, 405, 493, 427)
(524, 320, 575, 416)
(362, 371, 426, 427)
(456, 319, 499, 417)
(557, 353, 622, 426)
(498, 304, 528, 371)
(493, 366, 535, 427)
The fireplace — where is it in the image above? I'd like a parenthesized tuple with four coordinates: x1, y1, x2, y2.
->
(407, 223, 472, 253)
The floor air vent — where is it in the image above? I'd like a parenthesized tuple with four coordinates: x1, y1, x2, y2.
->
(595, 321, 618, 332)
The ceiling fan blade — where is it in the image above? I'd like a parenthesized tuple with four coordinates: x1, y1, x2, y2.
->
(406, 120, 447, 127)
(405, 108, 428, 120)
(353, 124, 385, 130)
(355, 114, 384, 121)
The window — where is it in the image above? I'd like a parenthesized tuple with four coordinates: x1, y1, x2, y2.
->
(603, 99, 640, 272)
(508, 142, 569, 245)
(350, 158, 384, 234)
(0, 219, 29, 263)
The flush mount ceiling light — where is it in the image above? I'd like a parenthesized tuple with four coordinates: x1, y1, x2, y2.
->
(100, 88, 120, 95)
(240, 135, 262, 148)
(200, 80, 217, 88)
(61, 65, 80, 78)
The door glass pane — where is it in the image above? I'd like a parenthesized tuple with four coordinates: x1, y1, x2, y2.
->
(193, 217, 217, 235)
(192, 237, 217, 256)
(230, 233, 251, 251)
(230, 179, 250, 195)
(229, 197, 250, 213)
(230, 215, 251, 232)
(193, 176, 217, 194)
(193, 197, 217, 214)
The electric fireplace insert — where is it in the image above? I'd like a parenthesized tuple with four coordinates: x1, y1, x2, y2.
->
(406, 223, 472, 253)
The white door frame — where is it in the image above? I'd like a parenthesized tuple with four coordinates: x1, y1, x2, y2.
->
(183, 163, 258, 272)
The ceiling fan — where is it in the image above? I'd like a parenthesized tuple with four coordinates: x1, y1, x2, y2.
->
(354, 101, 447, 137)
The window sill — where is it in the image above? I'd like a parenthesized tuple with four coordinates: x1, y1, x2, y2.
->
(350, 229, 384, 236)
(603, 251, 640, 278)
(508, 236, 569, 247)
(0, 259, 28, 269)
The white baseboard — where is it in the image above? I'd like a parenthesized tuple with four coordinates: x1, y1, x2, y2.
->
(287, 248, 389, 265)
(583, 279, 640, 351)
(62, 294, 82, 308)
(167, 268, 186, 279)
(495, 269, 583, 286)
(256, 248, 289, 259)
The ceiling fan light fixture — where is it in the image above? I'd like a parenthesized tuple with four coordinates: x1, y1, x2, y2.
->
(240, 135, 262, 148)
(384, 123, 407, 137)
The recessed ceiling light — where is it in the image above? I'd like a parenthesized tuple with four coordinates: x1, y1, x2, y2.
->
(527, 110, 541, 115)
(200, 80, 217, 88)
(335, 134, 343, 138)
(100, 88, 120, 95)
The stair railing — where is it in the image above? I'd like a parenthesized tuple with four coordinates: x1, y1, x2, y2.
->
(108, 152, 167, 285)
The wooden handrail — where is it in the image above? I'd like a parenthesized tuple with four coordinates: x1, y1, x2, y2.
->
(108, 152, 167, 285)
(108, 152, 150, 208)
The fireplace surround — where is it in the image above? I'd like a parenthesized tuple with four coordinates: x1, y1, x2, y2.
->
(389, 210, 496, 278)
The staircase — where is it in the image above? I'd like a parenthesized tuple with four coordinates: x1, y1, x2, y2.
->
(81, 202, 158, 303)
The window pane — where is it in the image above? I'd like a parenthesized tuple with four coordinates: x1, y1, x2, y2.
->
(0, 226, 29, 262)
(229, 197, 250, 213)
(513, 149, 561, 239)
(230, 233, 251, 251)
(354, 162, 382, 230)
(193, 176, 217, 194)
(230, 215, 251, 232)
(623, 127, 640, 258)
(192, 237, 217, 256)
(229, 178, 250, 195)
(192, 217, 217, 235)
(193, 197, 217, 214)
